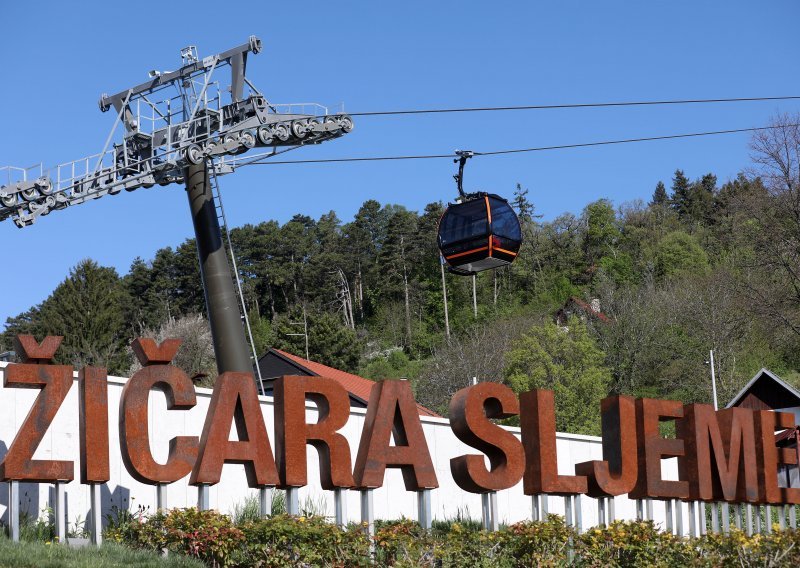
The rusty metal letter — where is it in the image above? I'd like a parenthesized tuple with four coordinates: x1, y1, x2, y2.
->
(520, 389, 587, 495)
(754, 410, 800, 504)
(449, 383, 525, 492)
(79, 366, 110, 483)
(190, 371, 279, 487)
(679, 404, 759, 503)
(0, 335, 74, 482)
(353, 380, 438, 490)
(274, 375, 355, 489)
(120, 338, 198, 484)
(575, 395, 638, 497)
(629, 398, 689, 500)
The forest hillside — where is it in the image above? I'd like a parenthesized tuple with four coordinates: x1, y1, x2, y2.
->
(5, 117, 800, 435)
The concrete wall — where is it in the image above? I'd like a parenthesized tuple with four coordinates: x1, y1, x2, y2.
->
(0, 362, 690, 532)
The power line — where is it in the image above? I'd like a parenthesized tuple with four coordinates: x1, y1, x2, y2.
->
(247, 123, 797, 166)
(347, 96, 800, 117)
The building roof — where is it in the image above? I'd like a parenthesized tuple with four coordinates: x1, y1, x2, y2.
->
(555, 296, 611, 325)
(259, 348, 440, 418)
(726, 368, 800, 410)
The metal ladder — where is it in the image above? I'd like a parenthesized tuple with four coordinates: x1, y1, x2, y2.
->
(208, 163, 265, 394)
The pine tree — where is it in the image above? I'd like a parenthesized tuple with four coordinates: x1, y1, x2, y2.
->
(670, 169, 691, 217)
(512, 183, 535, 223)
(651, 181, 668, 206)
(37, 259, 129, 373)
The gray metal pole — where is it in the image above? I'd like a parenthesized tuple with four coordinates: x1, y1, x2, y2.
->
(185, 161, 252, 374)
(90, 482, 103, 546)
(8, 481, 19, 542)
(440, 262, 450, 340)
(472, 274, 478, 318)
(334, 488, 348, 528)
(259, 487, 271, 517)
(286, 488, 300, 515)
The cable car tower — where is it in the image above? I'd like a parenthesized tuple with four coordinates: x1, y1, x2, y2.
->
(0, 36, 353, 377)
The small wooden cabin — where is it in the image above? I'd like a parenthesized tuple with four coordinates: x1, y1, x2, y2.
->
(726, 368, 800, 489)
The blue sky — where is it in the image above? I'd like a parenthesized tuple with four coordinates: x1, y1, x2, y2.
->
(1, 1, 799, 326)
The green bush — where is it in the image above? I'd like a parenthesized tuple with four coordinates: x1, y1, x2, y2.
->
(105, 508, 244, 567)
(233, 514, 370, 567)
(434, 523, 512, 567)
(696, 528, 800, 567)
(492, 516, 574, 566)
(98, 506, 800, 568)
(163, 508, 245, 566)
(574, 520, 693, 567)
(374, 518, 433, 566)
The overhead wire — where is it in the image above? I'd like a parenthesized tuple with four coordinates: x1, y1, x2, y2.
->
(346, 96, 800, 117)
(245, 123, 800, 166)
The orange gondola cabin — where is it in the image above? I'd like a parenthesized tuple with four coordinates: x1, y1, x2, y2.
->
(438, 193, 522, 276)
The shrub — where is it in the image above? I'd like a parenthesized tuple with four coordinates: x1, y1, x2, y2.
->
(105, 507, 243, 567)
(574, 520, 693, 567)
(233, 514, 370, 567)
(696, 528, 800, 567)
(104, 505, 168, 551)
(434, 522, 513, 568)
(162, 508, 244, 567)
(374, 518, 433, 566)
(98, 506, 800, 568)
(496, 516, 575, 567)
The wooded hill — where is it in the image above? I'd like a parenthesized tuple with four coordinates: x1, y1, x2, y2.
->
(5, 117, 800, 436)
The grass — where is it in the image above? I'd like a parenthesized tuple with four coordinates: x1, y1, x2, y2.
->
(0, 536, 204, 568)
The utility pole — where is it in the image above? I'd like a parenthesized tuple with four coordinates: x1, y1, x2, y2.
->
(440, 260, 450, 340)
(472, 273, 478, 318)
(185, 161, 251, 374)
(287, 306, 310, 360)
(709, 349, 719, 410)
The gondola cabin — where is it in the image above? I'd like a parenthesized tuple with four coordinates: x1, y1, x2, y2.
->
(438, 193, 522, 275)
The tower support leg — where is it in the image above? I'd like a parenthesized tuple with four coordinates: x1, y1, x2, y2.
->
(185, 162, 252, 374)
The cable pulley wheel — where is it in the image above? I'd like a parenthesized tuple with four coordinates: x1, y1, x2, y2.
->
(240, 130, 256, 149)
(291, 120, 309, 139)
(339, 115, 354, 133)
(274, 123, 291, 142)
(184, 144, 204, 165)
(257, 125, 274, 145)
(20, 187, 39, 202)
(35, 177, 53, 195)
(0, 193, 15, 208)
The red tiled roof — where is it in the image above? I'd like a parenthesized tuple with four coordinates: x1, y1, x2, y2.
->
(273, 349, 440, 418)
(566, 297, 611, 323)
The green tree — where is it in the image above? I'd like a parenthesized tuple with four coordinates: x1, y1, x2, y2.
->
(379, 208, 419, 346)
(504, 318, 611, 435)
(651, 181, 668, 206)
(37, 259, 129, 373)
(1, 307, 42, 353)
(273, 310, 360, 372)
(583, 199, 620, 266)
(655, 230, 709, 278)
(122, 257, 165, 334)
(670, 169, 691, 218)
(512, 183, 535, 223)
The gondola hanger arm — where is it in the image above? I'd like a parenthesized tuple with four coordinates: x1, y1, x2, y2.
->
(453, 150, 474, 199)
